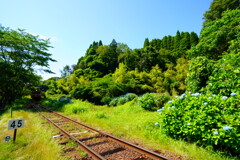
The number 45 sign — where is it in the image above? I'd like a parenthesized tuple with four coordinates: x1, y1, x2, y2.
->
(8, 119, 24, 130)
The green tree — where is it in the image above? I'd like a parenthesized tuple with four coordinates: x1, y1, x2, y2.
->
(203, 0, 240, 24)
(190, 32, 199, 47)
(61, 65, 72, 78)
(189, 10, 240, 59)
(143, 38, 150, 48)
(186, 57, 214, 92)
(0, 25, 55, 107)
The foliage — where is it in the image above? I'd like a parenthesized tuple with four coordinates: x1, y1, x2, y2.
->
(138, 93, 170, 111)
(159, 92, 239, 156)
(108, 93, 138, 106)
(0, 107, 62, 160)
(203, 0, 240, 24)
(0, 25, 55, 108)
(189, 9, 240, 59)
(186, 57, 214, 93)
(206, 53, 240, 95)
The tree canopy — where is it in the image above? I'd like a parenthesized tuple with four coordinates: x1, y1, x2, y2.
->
(0, 25, 55, 108)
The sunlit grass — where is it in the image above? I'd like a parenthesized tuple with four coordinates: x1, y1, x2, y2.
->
(0, 109, 62, 160)
(58, 99, 237, 160)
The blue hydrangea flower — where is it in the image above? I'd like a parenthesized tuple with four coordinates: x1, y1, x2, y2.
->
(179, 96, 184, 99)
(223, 126, 231, 131)
(171, 106, 176, 109)
(230, 93, 237, 97)
(168, 107, 171, 109)
(187, 123, 191, 126)
(182, 93, 186, 97)
(213, 131, 219, 135)
(204, 102, 208, 105)
(208, 97, 213, 99)
(191, 93, 200, 97)
(157, 109, 162, 112)
(222, 96, 228, 100)
(168, 101, 172, 104)
(155, 122, 159, 125)
(212, 94, 216, 97)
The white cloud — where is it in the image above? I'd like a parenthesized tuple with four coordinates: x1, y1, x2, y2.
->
(29, 32, 58, 42)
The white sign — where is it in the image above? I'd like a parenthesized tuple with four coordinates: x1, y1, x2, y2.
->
(8, 119, 24, 130)
(4, 136, 11, 143)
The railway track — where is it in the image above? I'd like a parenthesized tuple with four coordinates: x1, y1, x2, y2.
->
(33, 103, 171, 160)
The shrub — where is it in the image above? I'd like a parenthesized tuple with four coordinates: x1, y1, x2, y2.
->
(206, 53, 240, 96)
(101, 96, 112, 105)
(109, 93, 138, 106)
(138, 93, 170, 111)
(109, 98, 119, 106)
(159, 92, 240, 156)
(138, 93, 156, 111)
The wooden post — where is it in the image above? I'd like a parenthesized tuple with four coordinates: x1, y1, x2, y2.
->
(10, 107, 12, 118)
(13, 129, 17, 143)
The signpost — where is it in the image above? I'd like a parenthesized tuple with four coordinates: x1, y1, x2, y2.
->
(8, 119, 24, 143)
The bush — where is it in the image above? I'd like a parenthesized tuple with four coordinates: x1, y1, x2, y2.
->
(108, 93, 138, 106)
(101, 96, 112, 105)
(109, 98, 119, 106)
(154, 93, 170, 108)
(206, 53, 240, 96)
(70, 85, 92, 101)
(138, 93, 156, 111)
(159, 92, 240, 156)
(138, 93, 170, 111)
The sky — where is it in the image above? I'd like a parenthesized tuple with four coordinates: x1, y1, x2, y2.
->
(0, 0, 213, 80)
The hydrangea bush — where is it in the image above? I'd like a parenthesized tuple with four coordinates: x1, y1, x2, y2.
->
(138, 93, 170, 111)
(158, 92, 239, 155)
(109, 93, 138, 106)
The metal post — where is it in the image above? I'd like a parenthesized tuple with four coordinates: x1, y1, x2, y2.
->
(13, 129, 17, 143)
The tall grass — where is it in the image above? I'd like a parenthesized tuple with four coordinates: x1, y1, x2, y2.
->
(56, 99, 237, 160)
(0, 109, 62, 160)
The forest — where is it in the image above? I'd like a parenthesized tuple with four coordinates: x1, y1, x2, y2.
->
(0, 0, 239, 157)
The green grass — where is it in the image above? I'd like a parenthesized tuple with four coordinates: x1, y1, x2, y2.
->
(0, 107, 62, 160)
(55, 99, 237, 160)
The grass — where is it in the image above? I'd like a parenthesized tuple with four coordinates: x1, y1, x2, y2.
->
(0, 105, 62, 160)
(52, 99, 237, 160)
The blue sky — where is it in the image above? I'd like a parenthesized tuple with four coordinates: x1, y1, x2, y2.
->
(0, 0, 212, 80)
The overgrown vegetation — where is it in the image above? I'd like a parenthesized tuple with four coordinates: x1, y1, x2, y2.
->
(0, 100, 62, 160)
(43, 99, 237, 160)
(1, 0, 239, 159)
(160, 93, 239, 156)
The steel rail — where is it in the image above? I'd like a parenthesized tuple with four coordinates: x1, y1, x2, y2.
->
(40, 105, 171, 160)
(34, 106, 106, 160)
